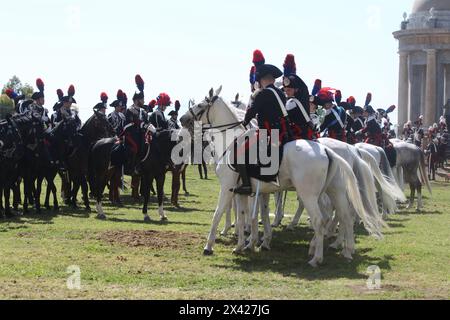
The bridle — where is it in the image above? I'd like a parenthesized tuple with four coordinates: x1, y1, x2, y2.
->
(188, 96, 243, 133)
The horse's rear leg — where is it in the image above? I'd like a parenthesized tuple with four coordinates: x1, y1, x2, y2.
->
(416, 185, 423, 212)
(302, 197, 327, 268)
(182, 167, 189, 195)
(407, 184, 416, 210)
(260, 194, 272, 251)
(81, 177, 91, 212)
(4, 187, 14, 218)
(157, 174, 168, 221)
(171, 170, 181, 208)
(35, 177, 43, 214)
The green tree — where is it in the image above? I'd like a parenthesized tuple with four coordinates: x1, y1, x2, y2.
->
(1, 75, 34, 99)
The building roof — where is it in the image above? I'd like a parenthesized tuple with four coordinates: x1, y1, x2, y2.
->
(412, 0, 450, 13)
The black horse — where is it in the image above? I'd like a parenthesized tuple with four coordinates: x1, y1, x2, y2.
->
(141, 130, 177, 222)
(65, 111, 115, 211)
(11, 112, 47, 214)
(0, 117, 24, 218)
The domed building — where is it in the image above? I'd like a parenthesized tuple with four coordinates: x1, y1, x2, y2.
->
(393, 0, 450, 128)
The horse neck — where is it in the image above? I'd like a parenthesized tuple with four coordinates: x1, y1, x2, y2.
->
(205, 99, 246, 162)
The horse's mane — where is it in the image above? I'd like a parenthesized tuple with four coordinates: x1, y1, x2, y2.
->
(218, 97, 244, 122)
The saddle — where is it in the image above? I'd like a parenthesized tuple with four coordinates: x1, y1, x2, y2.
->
(230, 130, 284, 183)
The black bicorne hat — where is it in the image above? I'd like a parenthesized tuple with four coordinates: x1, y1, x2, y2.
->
(352, 106, 364, 114)
(255, 64, 283, 81)
(93, 103, 106, 111)
(364, 105, 376, 114)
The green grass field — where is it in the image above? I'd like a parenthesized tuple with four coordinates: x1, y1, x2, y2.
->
(0, 166, 449, 300)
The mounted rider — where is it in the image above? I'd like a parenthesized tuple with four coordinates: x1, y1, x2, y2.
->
(318, 88, 347, 142)
(93, 92, 108, 116)
(149, 93, 171, 131)
(4, 88, 25, 114)
(107, 90, 126, 136)
(168, 101, 181, 130)
(30, 78, 51, 129)
(124, 75, 149, 157)
(357, 94, 383, 147)
(235, 50, 291, 195)
(282, 54, 315, 141)
(54, 85, 82, 129)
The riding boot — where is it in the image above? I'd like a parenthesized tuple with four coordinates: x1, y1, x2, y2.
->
(233, 164, 252, 195)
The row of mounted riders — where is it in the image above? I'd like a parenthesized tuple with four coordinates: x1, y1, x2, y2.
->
(0, 108, 187, 219)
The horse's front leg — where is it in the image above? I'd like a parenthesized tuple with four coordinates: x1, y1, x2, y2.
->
(204, 188, 234, 255)
(35, 176, 43, 214)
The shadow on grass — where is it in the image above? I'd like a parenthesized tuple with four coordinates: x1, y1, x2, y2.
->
(105, 216, 209, 227)
(212, 227, 395, 281)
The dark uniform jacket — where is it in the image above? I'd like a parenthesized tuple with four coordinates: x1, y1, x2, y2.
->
(361, 117, 382, 147)
(108, 111, 126, 135)
(149, 109, 169, 131)
(320, 105, 347, 141)
(286, 97, 314, 140)
(168, 118, 180, 130)
(54, 107, 82, 129)
(244, 84, 289, 142)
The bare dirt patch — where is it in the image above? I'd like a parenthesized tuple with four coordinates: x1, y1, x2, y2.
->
(98, 230, 204, 250)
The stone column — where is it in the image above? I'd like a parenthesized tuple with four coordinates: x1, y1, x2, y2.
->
(398, 52, 409, 128)
(424, 49, 437, 127)
(446, 64, 450, 105)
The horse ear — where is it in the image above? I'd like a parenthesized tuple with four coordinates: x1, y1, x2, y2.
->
(209, 88, 214, 99)
(214, 85, 223, 97)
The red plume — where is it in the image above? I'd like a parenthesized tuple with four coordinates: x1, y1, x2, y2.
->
(135, 74, 144, 92)
(157, 93, 171, 106)
(36, 78, 45, 92)
(149, 100, 157, 107)
(117, 89, 124, 100)
(283, 54, 296, 76)
(175, 100, 181, 112)
(347, 96, 356, 108)
(57, 89, 64, 101)
(68, 85, 75, 97)
(252, 50, 265, 67)
(101, 92, 108, 104)
(5, 88, 13, 97)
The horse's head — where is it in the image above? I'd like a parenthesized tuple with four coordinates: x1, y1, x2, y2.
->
(81, 111, 115, 143)
(180, 86, 242, 133)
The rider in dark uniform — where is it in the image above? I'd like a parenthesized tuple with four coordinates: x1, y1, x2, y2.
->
(5, 89, 25, 113)
(55, 85, 82, 129)
(30, 78, 51, 129)
(107, 91, 126, 136)
(357, 105, 383, 147)
(319, 89, 347, 142)
(149, 93, 171, 131)
(124, 75, 148, 157)
(168, 101, 181, 130)
(282, 54, 315, 140)
(235, 50, 290, 195)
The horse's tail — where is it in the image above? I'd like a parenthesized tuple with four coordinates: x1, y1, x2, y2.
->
(378, 147, 399, 187)
(325, 149, 385, 239)
(419, 149, 432, 195)
(360, 149, 407, 203)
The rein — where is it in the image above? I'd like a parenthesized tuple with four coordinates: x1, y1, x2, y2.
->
(188, 97, 244, 133)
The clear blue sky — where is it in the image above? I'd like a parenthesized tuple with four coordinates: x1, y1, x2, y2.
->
(0, 0, 413, 122)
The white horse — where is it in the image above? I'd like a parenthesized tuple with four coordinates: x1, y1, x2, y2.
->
(180, 87, 384, 267)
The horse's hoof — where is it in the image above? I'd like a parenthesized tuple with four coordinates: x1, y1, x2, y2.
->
(308, 260, 319, 268)
(96, 214, 106, 220)
(184, 193, 190, 197)
(260, 245, 271, 252)
(203, 249, 214, 256)
(232, 248, 243, 255)
(143, 216, 151, 223)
